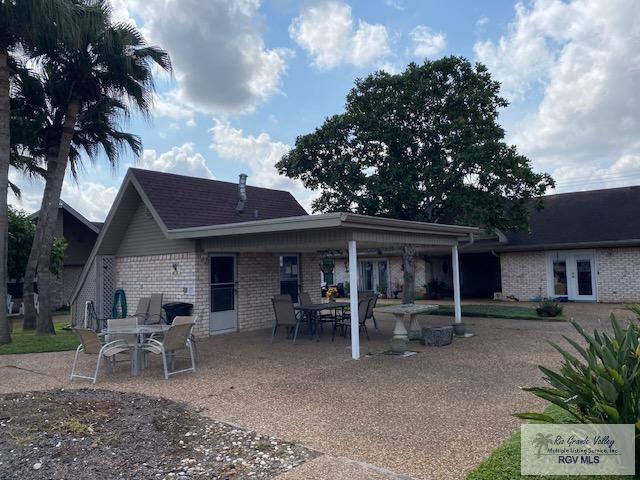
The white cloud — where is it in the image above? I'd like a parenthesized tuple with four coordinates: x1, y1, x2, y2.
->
(209, 121, 315, 211)
(475, 0, 640, 189)
(8, 168, 118, 221)
(409, 25, 446, 58)
(127, 0, 291, 115)
(383, 0, 404, 11)
(552, 154, 640, 193)
(289, 0, 391, 69)
(61, 182, 119, 221)
(138, 143, 215, 179)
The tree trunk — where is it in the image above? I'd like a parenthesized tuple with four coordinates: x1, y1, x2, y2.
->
(22, 157, 61, 330)
(34, 99, 80, 335)
(0, 50, 11, 344)
(402, 244, 416, 304)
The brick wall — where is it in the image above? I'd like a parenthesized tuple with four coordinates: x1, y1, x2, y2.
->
(596, 247, 640, 302)
(115, 253, 199, 330)
(500, 248, 640, 303)
(116, 251, 322, 337)
(500, 251, 547, 301)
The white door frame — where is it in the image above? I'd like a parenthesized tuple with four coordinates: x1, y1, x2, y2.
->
(209, 253, 238, 335)
(546, 250, 597, 301)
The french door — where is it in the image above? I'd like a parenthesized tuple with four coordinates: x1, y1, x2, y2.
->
(209, 255, 237, 334)
(547, 252, 596, 301)
(359, 259, 389, 296)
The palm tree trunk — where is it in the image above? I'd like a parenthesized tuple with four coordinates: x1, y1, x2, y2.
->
(35, 99, 80, 335)
(0, 50, 11, 344)
(22, 157, 61, 330)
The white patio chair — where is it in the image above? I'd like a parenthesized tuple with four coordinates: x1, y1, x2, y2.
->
(18, 293, 38, 315)
(172, 315, 199, 362)
(142, 321, 196, 379)
(106, 318, 138, 364)
(70, 328, 131, 384)
(6, 294, 12, 315)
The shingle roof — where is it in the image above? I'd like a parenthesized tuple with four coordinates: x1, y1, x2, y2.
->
(505, 185, 640, 247)
(130, 168, 308, 230)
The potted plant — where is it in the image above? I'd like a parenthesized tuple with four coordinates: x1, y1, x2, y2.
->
(376, 283, 388, 298)
(425, 279, 448, 299)
(326, 286, 338, 302)
(535, 298, 563, 317)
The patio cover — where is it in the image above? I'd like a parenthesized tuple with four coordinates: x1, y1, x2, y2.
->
(164, 213, 479, 359)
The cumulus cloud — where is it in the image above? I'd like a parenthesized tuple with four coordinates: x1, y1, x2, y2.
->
(289, 0, 391, 69)
(409, 26, 446, 58)
(137, 143, 215, 179)
(127, 0, 291, 115)
(475, 0, 640, 189)
(209, 121, 315, 210)
(8, 168, 118, 221)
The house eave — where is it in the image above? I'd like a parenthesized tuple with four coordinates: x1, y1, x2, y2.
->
(494, 239, 640, 252)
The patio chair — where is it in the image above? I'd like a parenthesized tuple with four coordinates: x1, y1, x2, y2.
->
(19, 292, 38, 315)
(146, 294, 164, 324)
(364, 293, 379, 330)
(271, 294, 306, 343)
(142, 321, 196, 379)
(172, 315, 199, 362)
(106, 318, 138, 347)
(129, 297, 150, 324)
(332, 297, 371, 341)
(299, 291, 313, 306)
(70, 328, 132, 384)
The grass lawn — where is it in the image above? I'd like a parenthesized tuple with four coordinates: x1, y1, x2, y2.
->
(466, 406, 633, 480)
(0, 314, 79, 355)
(427, 304, 565, 321)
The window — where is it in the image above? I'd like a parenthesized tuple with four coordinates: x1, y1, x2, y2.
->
(279, 255, 299, 303)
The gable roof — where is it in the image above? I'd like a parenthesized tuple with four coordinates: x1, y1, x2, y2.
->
(502, 185, 640, 250)
(129, 168, 307, 229)
(29, 200, 100, 235)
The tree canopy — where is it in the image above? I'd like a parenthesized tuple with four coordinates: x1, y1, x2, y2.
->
(276, 56, 554, 232)
(8, 207, 66, 280)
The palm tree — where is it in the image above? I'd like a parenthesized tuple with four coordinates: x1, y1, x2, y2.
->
(21, 0, 171, 335)
(0, 0, 81, 344)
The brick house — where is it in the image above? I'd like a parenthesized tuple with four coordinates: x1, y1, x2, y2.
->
(339, 186, 640, 303)
(69, 168, 477, 358)
(22, 201, 101, 309)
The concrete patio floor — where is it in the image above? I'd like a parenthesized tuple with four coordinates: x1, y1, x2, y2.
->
(0, 302, 634, 479)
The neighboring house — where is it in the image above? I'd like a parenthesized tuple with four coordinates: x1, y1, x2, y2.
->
(69, 168, 477, 355)
(26, 201, 101, 308)
(335, 185, 640, 303)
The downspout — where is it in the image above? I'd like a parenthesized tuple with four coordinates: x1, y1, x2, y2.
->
(458, 232, 475, 249)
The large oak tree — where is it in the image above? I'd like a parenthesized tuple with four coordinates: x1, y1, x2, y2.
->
(277, 57, 554, 233)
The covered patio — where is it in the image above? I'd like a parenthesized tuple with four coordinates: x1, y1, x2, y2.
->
(166, 212, 479, 358)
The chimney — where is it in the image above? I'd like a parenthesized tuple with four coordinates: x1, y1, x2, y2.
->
(236, 173, 248, 213)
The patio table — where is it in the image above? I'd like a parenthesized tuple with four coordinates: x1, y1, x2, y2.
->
(102, 323, 171, 376)
(294, 302, 350, 340)
(374, 304, 438, 341)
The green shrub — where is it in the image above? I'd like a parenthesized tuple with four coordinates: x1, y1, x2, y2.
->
(515, 315, 640, 463)
(535, 298, 563, 317)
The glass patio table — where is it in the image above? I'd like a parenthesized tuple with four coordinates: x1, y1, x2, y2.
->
(294, 302, 350, 340)
(102, 323, 171, 376)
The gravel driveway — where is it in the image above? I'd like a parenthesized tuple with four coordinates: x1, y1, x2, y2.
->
(0, 301, 633, 479)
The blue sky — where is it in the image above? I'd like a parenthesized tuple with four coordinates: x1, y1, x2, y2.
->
(9, 0, 640, 220)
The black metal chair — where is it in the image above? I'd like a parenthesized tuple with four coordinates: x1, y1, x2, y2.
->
(271, 294, 307, 343)
(332, 297, 371, 341)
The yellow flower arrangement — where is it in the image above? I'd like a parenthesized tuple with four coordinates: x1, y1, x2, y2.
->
(326, 286, 338, 300)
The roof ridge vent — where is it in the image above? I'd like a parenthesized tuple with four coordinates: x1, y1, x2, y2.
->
(237, 173, 248, 213)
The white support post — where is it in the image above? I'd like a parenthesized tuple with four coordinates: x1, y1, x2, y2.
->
(452, 244, 462, 324)
(348, 240, 360, 359)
